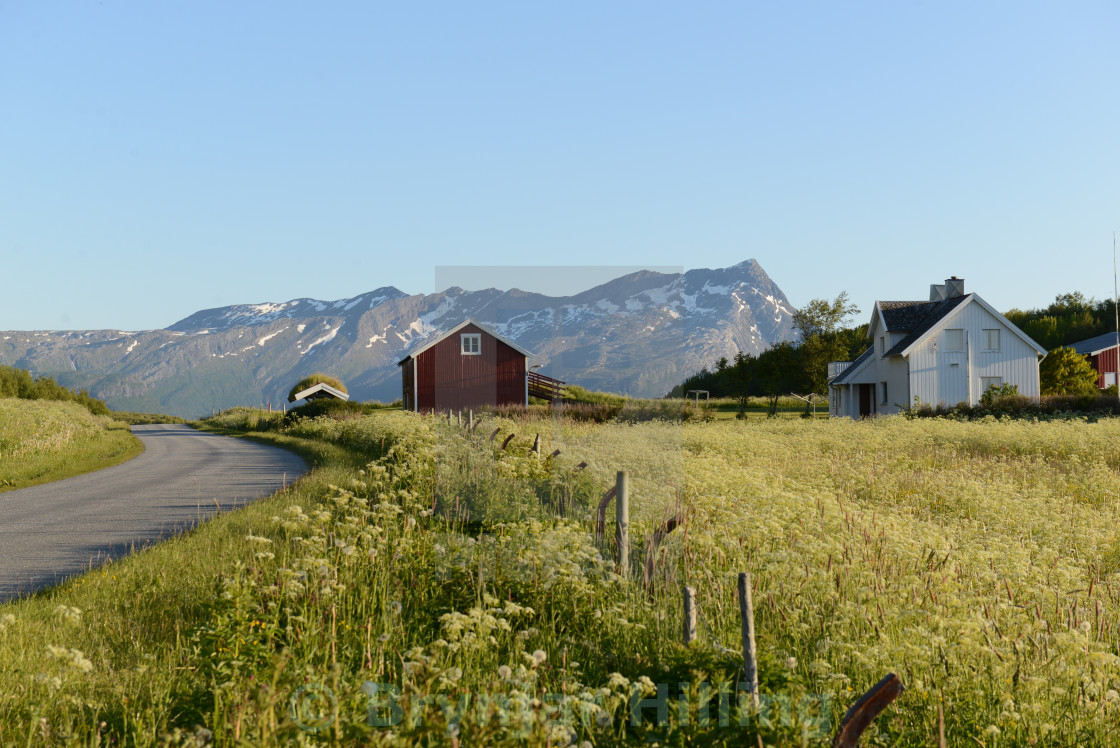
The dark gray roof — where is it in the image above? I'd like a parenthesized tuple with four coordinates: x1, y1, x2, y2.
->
(1069, 332, 1120, 356)
(878, 301, 941, 332)
(829, 345, 874, 385)
(884, 294, 970, 356)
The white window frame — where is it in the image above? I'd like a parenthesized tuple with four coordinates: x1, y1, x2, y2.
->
(983, 329, 1000, 351)
(980, 376, 1003, 392)
(880, 381, 888, 404)
(461, 333, 481, 355)
(945, 329, 964, 351)
(1104, 372, 1116, 388)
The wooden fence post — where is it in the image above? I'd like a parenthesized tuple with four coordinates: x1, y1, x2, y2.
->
(616, 471, 630, 577)
(683, 586, 697, 644)
(532, 434, 540, 458)
(468, 410, 474, 431)
(738, 572, 759, 708)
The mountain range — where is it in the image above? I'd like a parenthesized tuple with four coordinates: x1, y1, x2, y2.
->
(0, 259, 796, 417)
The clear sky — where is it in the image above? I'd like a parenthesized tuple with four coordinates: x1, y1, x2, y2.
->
(2, 2, 1118, 331)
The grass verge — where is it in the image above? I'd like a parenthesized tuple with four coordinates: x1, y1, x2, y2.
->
(0, 399, 144, 493)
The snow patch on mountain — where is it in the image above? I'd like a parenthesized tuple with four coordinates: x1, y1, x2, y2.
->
(301, 326, 340, 356)
(257, 328, 287, 346)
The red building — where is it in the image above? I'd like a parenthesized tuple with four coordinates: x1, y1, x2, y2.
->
(398, 319, 533, 412)
(1069, 332, 1120, 389)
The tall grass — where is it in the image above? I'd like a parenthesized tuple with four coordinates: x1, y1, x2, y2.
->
(5, 409, 1120, 744)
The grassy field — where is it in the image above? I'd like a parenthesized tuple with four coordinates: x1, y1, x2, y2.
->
(0, 399, 142, 492)
(3, 407, 1120, 744)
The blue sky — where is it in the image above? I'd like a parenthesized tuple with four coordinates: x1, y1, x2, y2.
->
(2, 2, 1118, 331)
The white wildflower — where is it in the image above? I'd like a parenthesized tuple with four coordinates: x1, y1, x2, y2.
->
(53, 606, 82, 625)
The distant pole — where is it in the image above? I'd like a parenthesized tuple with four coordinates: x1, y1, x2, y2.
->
(616, 471, 630, 576)
(1114, 232, 1118, 402)
(468, 409, 474, 432)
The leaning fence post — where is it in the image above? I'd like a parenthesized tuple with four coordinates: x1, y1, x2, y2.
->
(531, 433, 540, 458)
(738, 572, 759, 708)
(616, 471, 630, 577)
(832, 673, 905, 748)
(683, 586, 697, 644)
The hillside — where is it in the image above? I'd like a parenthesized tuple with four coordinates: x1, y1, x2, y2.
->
(0, 259, 795, 417)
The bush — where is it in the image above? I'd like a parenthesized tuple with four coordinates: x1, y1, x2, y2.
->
(907, 393, 1120, 421)
(283, 398, 389, 426)
(979, 382, 1019, 407)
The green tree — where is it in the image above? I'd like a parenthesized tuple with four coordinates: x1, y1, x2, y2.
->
(729, 351, 757, 417)
(1005, 292, 1114, 351)
(792, 292, 862, 394)
(756, 341, 803, 416)
(1039, 347, 1099, 395)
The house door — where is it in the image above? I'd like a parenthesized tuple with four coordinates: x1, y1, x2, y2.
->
(943, 361, 967, 407)
(858, 384, 873, 417)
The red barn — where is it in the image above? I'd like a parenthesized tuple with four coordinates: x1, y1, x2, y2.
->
(1069, 332, 1120, 389)
(398, 319, 533, 412)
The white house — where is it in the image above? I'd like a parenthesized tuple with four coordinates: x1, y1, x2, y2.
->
(828, 277, 1046, 417)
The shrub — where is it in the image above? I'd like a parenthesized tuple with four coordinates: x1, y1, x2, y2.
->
(979, 382, 1019, 407)
(283, 398, 385, 425)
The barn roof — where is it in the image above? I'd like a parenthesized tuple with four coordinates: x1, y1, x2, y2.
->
(289, 382, 349, 403)
(397, 318, 534, 365)
(1069, 332, 1120, 356)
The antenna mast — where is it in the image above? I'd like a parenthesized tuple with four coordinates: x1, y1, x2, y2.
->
(1114, 232, 1119, 401)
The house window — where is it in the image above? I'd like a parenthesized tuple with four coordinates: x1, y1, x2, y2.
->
(983, 329, 1000, 351)
(981, 376, 1002, 393)
(879, 336, 885, 355)
(880, 382, 888, 404)
(1105, 372, 1117, 388)
(461, 333, 481, 355)
(945, 329, 964, 350)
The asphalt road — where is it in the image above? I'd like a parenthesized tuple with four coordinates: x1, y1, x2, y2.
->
(0, 424, 307, 602)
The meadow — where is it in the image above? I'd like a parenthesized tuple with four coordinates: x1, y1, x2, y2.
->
(0, 398, 141, 492)
(2, 406, 1120, 745)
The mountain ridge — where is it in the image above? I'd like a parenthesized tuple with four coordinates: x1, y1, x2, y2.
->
(0, 259, 795, 417)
